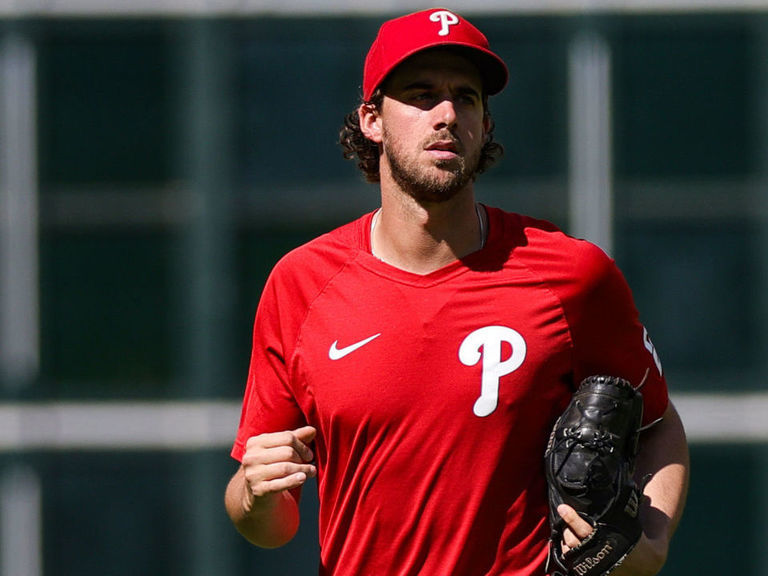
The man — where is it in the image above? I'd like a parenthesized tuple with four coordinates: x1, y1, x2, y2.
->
(225, 8, 689, 576)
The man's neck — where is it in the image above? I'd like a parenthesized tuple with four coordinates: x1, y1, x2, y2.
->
(370, 189, 485, 275)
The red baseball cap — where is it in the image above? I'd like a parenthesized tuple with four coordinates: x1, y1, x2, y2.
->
(362, 8, 508, 101)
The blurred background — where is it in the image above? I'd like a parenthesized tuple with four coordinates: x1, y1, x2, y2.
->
(0, 0, 766, 574)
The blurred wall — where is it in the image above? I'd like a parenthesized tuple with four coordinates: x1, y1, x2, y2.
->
(0, 9, 766, 576)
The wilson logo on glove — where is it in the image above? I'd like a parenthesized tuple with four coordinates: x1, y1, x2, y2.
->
(573, 543, 614, 576)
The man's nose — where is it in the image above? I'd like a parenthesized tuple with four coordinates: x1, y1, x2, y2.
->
(432, 98, 457, 129)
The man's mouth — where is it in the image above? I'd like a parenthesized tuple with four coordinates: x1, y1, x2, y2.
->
(425, 139, 462, 162)
(426, 140, 459, 153)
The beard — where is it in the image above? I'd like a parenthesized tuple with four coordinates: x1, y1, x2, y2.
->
(382, 128, 483, 204)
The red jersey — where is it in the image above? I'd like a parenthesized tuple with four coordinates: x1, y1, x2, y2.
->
(232, 206, 668, 576)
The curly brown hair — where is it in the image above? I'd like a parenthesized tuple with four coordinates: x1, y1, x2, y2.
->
(339, 89, 503, 183)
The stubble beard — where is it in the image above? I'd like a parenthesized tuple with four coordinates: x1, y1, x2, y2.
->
(383, 128, 482, 204)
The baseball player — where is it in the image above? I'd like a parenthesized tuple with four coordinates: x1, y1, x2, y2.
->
(225, 8, 689, 576)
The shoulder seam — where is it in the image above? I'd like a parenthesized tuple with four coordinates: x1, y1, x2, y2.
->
(286, 248, 362, 386)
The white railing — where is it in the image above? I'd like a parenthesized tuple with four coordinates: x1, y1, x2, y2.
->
(0, 393, 764, 451)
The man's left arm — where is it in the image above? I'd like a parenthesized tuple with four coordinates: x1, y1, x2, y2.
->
(558, 401, 690, 576)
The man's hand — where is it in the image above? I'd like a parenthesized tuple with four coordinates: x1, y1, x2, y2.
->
(556, 504, 593, 553)
(241, 425, 318, 511)
(557, 504, 667, 576)
(225, 425, 318, 548)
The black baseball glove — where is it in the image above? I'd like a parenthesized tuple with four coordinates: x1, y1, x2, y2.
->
(544, 375, 651, 576)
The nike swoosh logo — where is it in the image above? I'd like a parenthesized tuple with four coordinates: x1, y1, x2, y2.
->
(328, 333, 381, 360)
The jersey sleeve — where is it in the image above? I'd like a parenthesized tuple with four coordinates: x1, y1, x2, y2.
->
(230, 220, 363, 462)
(230, 266, 309, 462)
(566, 243, 669, 425)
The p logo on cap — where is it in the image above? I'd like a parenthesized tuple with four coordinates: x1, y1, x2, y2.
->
(430, 10, 460, 36)
(362, 8, 509, 101)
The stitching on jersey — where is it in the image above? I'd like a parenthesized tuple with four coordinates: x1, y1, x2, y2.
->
(289, 251, 362, 399)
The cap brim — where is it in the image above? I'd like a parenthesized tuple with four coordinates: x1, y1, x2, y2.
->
(374, 42, 508, 99)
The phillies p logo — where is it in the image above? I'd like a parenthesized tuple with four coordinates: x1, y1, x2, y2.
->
(459, 326, 527, 417)
(429, 10, 460, 36)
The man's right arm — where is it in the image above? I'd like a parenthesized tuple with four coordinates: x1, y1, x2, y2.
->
(224, 426, 317, 548)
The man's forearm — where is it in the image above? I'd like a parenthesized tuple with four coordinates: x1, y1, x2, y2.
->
(637, 402, 689, 543)
(614, 401, 690, 576)
(224, 465, 301, 548)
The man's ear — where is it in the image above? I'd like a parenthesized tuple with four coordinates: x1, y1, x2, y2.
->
(483, 112, 492, 141)
(359, 103, 383, 144)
